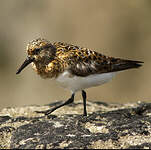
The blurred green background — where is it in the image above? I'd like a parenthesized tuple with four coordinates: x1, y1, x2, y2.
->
(0, 0, 150, 109)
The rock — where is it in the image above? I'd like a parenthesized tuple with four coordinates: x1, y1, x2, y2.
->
(0, 101, 151, 149)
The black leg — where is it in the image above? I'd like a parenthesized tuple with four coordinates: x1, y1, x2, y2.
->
(36, 93, 75, 115)
(82, 90, 87, 116)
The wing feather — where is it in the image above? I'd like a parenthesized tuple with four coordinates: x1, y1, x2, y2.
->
(53, 42, 143, 77)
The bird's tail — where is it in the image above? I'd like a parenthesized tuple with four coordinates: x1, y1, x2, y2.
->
(112, 59, 144, 72)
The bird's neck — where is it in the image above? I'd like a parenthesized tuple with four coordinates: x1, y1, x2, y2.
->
(32, 58, 64, 79)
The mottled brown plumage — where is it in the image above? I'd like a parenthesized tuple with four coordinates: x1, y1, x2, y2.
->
(16, 38, 143, 78)
(53, 42, 143, 77)
(16, 38, 143, 116)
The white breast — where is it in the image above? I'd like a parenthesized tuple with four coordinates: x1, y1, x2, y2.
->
(56, 71, 116, 93)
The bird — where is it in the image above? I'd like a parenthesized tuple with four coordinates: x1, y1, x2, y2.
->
(16, 38, 143, 116)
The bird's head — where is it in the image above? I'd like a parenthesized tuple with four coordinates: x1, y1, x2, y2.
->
(16, 38, 56, 74)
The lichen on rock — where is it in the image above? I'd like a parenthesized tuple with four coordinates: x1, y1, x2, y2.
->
(0, 101, 151, 149)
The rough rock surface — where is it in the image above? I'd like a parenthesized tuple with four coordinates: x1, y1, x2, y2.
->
(1, 101, 151, 149)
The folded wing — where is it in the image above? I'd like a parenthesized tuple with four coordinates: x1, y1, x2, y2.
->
(68, 49, 143, 77)
(54, 42, 143, 77)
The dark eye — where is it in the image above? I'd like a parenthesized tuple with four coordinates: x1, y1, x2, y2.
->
(34, 48, 40, 54)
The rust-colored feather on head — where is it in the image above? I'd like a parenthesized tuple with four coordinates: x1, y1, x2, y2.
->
(26, 38, 56, 60)
(27, 38, 49, 55)
(16, 38, 56, 75)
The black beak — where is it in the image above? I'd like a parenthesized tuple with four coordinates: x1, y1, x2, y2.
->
(16, 56, 35, 74)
